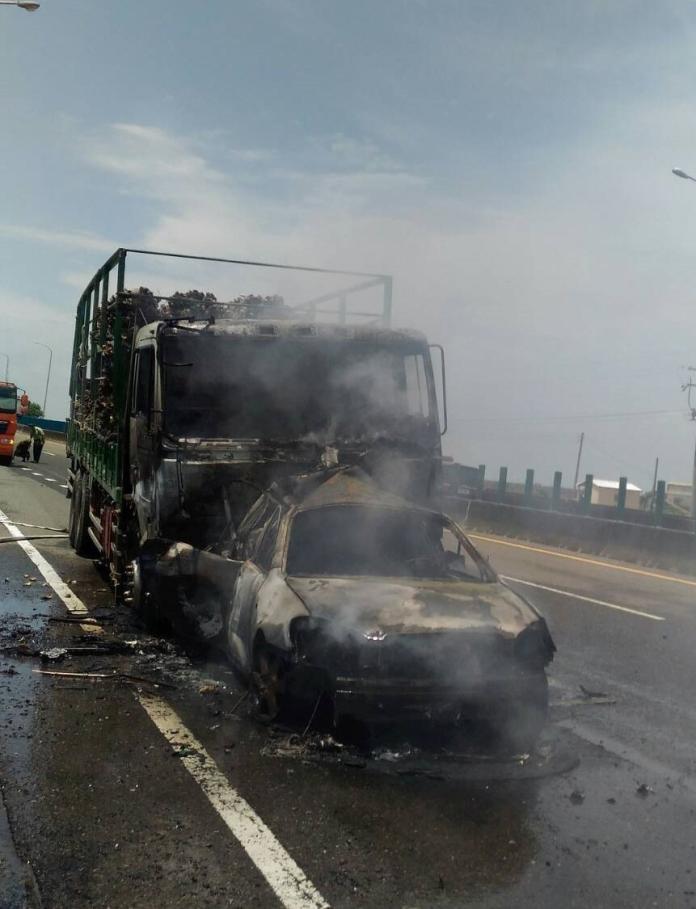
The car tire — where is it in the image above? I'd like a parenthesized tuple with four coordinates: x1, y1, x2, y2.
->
(129, 556, 166, 630)
(251, 641, 286, 722)
(0, 455, 11, 467)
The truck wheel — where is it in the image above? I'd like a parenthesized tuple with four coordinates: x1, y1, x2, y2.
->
(72, 471, 97, 558)
(68, 474, 80, 547)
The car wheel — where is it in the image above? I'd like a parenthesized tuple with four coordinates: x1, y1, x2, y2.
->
(251, 642, 286, 722)
(494, 670, 549, 754)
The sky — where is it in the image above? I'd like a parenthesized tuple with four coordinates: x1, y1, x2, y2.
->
(2, 0, 696, 488)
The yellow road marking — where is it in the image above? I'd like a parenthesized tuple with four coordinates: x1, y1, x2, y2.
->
(469, 532, 696, 589)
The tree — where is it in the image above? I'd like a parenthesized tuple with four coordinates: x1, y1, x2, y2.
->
(27, 402, 43, 418)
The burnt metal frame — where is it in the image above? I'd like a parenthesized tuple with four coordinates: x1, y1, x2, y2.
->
(69, 248, 396, 504)
(76, 248, 393, 337)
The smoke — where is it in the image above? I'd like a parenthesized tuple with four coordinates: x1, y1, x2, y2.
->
(162, 330, 435, 447)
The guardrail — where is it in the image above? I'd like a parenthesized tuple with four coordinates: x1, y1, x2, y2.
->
(449, 497, 696, 577)
(17, 416, 67, 434)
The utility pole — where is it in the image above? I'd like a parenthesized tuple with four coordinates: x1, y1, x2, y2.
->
(32, 341, 52, 417)
(651, 457, 659, 510)
(681, 369, 696, 529)
(573, 432, 585, 491)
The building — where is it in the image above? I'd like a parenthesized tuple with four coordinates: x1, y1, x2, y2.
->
(665, 481, 692, 512)
(576, 478, 642, 509)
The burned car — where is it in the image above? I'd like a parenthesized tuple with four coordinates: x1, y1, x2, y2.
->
(219, 469, 555, 748)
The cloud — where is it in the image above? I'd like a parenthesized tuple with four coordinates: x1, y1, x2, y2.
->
(0, 224, 113, 253)
(85, 123, 226, 198)
(38, 111, 696, 482)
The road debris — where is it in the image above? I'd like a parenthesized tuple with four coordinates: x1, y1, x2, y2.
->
(261, 732, 344, 760)
(569, 789, 585, 805)
(557, 685, 617, 707)
(636, 783, 655, 797)
(199, 681, 224, 695)
(0, 535, 69, 544)
(40, 648, 67, 662)
(32, 669, 177, 689)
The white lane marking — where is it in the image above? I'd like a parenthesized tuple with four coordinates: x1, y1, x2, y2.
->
(139, 694, 329, 909)
(501, 575, 665, 622)
(31, 472, 42, 477)
(44, 478, 56, 483)
(60, 484, 68, 489)
(0, 507, 330, 909)
(469, 532, 696, 589)
(44, 452, 56, 457)
(0, 507, 97, 633)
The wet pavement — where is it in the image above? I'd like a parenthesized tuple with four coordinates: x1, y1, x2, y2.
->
(2, 447, 696, 907)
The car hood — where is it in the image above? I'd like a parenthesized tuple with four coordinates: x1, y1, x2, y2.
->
(286, 575, 539, 637)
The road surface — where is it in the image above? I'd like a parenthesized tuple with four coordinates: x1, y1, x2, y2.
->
(1, 438, 695, 908)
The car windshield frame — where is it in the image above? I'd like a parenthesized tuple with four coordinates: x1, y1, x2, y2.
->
(283, 503, 495, 582)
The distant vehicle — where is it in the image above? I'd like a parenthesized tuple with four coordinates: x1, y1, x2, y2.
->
(0, 382, 18, 466)
(154, 469, 556, 748)
(66, 248, 447, 608)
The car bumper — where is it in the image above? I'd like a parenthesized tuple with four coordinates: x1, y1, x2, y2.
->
(291, 664, 541, 722)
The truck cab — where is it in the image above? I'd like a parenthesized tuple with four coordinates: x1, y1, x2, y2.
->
(128, 317, 444, 551)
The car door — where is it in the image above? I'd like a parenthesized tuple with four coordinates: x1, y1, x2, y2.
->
(226, 498, 281, 673)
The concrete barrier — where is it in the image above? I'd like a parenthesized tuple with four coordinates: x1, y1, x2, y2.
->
(447, 497, 696, 577)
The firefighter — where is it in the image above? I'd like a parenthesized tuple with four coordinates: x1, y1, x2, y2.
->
(30, 425, 45, 463)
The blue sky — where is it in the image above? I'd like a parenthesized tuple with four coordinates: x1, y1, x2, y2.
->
(3, 0, 696, 487)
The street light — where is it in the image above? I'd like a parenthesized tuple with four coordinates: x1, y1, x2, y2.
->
(675, 165, 696, 526)
(0, 353, 8, 382)
(32, 341, 52, 417)
(0, 1, 40, 10)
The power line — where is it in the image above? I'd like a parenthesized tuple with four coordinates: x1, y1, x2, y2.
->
(451, 409, 684, 426)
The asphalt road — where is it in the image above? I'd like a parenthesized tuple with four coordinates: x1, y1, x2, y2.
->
(2, 439, 696, 908)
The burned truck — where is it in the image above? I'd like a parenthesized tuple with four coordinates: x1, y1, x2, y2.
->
(67, 248, 447, 608)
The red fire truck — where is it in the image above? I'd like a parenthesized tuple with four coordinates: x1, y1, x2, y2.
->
(0, 382, 18, 465)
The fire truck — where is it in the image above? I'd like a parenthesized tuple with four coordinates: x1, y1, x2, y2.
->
(0, 382, 18, 465)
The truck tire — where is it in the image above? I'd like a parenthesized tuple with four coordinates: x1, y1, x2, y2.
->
(68, 473, 80, 547)
(71, 471, 97, 558)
